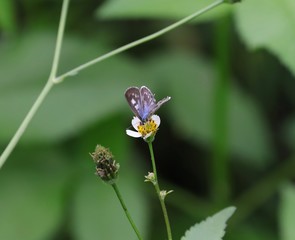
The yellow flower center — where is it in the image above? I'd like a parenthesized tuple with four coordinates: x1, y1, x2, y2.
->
(137, 119, 158, 137)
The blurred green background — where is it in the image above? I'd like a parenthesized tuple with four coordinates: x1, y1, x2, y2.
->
(1, 0, 295, 239)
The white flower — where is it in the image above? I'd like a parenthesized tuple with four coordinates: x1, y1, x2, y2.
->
(126, 115, 161, 139)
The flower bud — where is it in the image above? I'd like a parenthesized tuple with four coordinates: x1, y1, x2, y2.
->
(160, 190, 173, 200)
(90, 145, 120, 184)
(144, 172, 156, 184)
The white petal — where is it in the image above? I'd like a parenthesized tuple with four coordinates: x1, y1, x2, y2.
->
(126, 129, 142, 138)
(151, 115, 161, 127)
(131, 116, 141, 130)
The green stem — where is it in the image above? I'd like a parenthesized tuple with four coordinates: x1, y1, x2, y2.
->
(0, 0, 70, 169)
(50, 0, 70, 79)
(0, 80, 53, 169)
(211, 14, 231, 205)
(112, 183, 143, 240)
(55, 0, 224, 83)
(147, 141, 173, 240)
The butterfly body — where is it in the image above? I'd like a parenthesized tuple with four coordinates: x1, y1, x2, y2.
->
(125, 86, 171, 122)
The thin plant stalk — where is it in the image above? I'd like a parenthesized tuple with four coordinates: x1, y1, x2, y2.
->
(55, 0, 224, 83)
(112, 183, 143, 240)
(0, 0, 70, 169)
(0, 0, 224, 169)
(148, 141, 173, 240)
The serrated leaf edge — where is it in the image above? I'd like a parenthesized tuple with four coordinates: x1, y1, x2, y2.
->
(181, 206, 236, 240)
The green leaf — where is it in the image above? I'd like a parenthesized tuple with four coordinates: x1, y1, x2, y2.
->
(0, 149, 70, 240)
(181, 206, 236, 240)
(0, 0, 17, 35)
(279, 184, 295, 240)
(147, 52, 273, 166)
(234, 0, 295, 76)
(227, 223, 277, 240)
(227, 87, 273, 164)
(97, 0, 232, 22)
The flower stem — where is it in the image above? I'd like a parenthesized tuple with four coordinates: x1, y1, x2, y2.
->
(0, 0, 70, 169)
(55, 0, 224, 83)
(112, 183, 143, 240)
(147, 141, 173, 240)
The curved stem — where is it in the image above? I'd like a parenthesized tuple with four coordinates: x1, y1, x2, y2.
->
(148, 141, 173, 240)
(0, 0, 70, 169)
(112, 183, 143, 240)
(55, 0, 224, 83)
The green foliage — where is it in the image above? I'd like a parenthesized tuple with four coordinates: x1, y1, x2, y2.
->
(0, 0, 295, 239)
(181, 207, 236, 240)
(0, 32, 143, 144)
(234, 0, 295, 76)
(0, 117, 149, 239)
(0, 32, 273, 165)
(279, 184, 295, 240)
(228, 223, 277, 240)
(282, 118, 295, 151)
(0, 149, 69, 240)
(70, 118, 149, 239)
(146, 52, 273, 166)
(97, 0, 233, 22)
(0, 0, 16, 35)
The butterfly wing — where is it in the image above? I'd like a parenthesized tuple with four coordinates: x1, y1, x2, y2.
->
(125, 86, 171, 122)
(150, 96, 171, 116)
(140, 86, 157, 121)
(125, 87, 143, 120)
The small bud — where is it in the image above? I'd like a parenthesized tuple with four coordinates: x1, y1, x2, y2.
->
(90, 145, 119, 185)
(160, 190, 173, 200)
(144, 172, 156, 185)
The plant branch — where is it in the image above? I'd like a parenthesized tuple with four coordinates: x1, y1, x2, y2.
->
(0, 0, 224, 169)
(50, 0, 70, 80)
(0, 0, 70, 169)
(55, 0, 224, 83)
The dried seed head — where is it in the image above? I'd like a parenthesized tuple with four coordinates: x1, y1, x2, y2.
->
(90, 145, 119, 184)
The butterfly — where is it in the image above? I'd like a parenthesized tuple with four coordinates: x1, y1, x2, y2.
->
(125, 86, 171, 122)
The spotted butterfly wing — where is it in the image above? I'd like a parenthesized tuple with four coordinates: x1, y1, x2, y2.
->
(125, 86, 171, 122)
(125, 86, 143, 120)
(140, 86, 157, 121)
